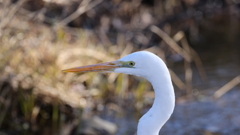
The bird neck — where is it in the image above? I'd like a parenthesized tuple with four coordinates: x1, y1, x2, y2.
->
(137, 73, 175, 135)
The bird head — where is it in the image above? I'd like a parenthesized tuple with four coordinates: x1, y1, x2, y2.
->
(63, 51, 167, 80)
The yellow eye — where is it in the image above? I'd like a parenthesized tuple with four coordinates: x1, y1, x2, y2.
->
(129, 61, 135, 66)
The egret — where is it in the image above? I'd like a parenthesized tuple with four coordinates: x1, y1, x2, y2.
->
(63, 51, 175, 135)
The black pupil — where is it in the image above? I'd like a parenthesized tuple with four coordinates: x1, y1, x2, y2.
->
(130, 62, 134, 66)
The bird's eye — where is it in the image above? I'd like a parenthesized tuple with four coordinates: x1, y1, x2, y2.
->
(128, 61, 135, 66)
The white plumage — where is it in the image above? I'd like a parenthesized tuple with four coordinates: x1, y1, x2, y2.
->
(63, 51, 175, 135)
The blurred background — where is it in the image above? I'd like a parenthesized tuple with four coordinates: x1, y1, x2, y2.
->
(0, 0, 240, 135)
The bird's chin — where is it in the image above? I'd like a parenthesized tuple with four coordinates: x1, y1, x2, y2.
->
(113, 68, 138, 76)
(102, 70, 114, 73)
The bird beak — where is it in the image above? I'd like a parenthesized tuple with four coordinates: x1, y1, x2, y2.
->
(62, 61, 122, 73)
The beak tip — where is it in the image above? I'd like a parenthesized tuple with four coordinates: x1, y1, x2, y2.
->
(62, 69, 70, 72)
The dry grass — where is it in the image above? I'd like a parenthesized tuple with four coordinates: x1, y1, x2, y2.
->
(0, 14, 152, 134)
(0, 1, 207, 134)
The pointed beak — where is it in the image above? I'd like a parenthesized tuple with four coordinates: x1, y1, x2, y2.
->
(62, 61, 122, 73)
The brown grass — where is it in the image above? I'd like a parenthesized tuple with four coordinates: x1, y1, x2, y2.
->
(0, 1, 206, 134)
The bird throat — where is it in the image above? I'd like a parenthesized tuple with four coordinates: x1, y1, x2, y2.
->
(137, 75, 175, 135)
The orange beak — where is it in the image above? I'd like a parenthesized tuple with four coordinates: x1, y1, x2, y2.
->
(62, 61, 122, 73)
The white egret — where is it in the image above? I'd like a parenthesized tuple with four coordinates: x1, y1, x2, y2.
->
(63, 51, 175, 135)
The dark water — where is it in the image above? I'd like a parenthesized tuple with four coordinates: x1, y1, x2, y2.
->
(161, 25, 240, 134)
(162, 91, 240, 135)
(161, 23, 240, 134)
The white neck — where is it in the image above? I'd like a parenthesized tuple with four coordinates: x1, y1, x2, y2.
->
(137, 71, 175, 135)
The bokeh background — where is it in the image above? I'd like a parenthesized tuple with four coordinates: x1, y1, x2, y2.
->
(0, 0, 240, 135)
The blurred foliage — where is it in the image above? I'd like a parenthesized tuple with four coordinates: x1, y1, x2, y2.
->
(0, 0, 240, 135)
(0, 8, 153, 135)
